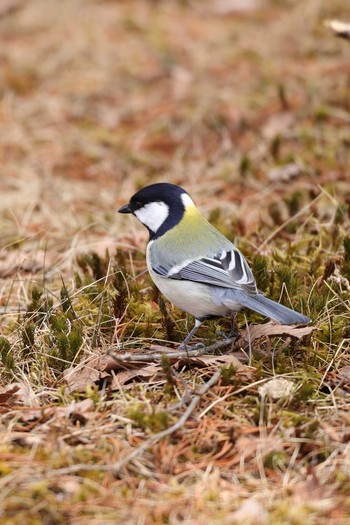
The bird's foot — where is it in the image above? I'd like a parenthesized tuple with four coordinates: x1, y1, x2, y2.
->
(217, 329, 240, 340)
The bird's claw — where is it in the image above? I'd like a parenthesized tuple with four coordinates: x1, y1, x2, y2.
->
(217, 329, 239, 340)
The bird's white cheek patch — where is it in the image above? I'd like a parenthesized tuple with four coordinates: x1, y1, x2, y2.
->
(134, 201, 169, 233)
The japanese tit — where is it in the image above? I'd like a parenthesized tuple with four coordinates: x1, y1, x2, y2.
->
(118, 183, 311, 347)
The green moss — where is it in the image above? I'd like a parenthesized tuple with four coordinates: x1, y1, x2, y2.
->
(22, 322, 36, 349)
(220, 364, 239, 386)
(239, 155, 251, 176)
(160, 353, 176, 390)
(270, 134, 281, 160)
(274, 264, 299, 302)
(128, 403, 169, 432)
(158, 296, 176, 342)
(334, 203, 348, 225)
(0, 337, 14, 371)
(284, 191, 304, 217)
(252, 254, 270, 292)
(264, 450, 288, 470)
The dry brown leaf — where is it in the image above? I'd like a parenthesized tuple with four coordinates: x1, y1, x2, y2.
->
(234, 322, 315, 351)
(324, 365, 350, 395)
(110, 364, 162, 389)
(64, 352, 160, 392)
(189, 354, 246, 367)
(66, 324, 314, 392)
(176, 354, 253, 377)
(0, 383, 21, 405)
(50, 398, 96, 424)
(64, 355, 113, 392)
(0, 381, 40, 407)
(337, 366, 350, 382)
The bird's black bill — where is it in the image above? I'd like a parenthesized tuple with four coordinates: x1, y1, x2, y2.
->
(118, 204, 132, 214)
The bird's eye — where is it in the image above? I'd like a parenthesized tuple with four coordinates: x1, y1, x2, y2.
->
(133, 200, 143, 209)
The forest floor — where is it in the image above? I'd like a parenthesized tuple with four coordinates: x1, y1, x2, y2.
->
(1, 0, 350, 523)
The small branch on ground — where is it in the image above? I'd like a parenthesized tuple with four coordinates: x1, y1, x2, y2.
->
(45, 369, 222, 478)
(107, 335, 238, 363)
(110, 368, 222, 477)
(107, 323, 315, 364)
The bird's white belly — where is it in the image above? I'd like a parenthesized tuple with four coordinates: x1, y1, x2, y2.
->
(148, 265, 232, 319)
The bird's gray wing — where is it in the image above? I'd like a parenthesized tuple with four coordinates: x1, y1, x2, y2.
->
(152, 249, 257, 295)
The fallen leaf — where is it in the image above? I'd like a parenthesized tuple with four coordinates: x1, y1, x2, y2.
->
(0, 382, 40, 407)
(337, 366, 350, 382)
(325, 365, 350, 396)
(64, 355, 116, 392)
(64, 352, 161, 392)
(177, 354, 252, 372)
(0, 383, 21, 405)
(191, 354, 246, 366)
(110, 364, 162, 388)
(233, 322, 315, 352)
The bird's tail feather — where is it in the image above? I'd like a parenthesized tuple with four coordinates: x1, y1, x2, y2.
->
(224, 291, 311, 325)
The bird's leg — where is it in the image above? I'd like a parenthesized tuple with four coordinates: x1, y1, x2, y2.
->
(228, 313, 239, 338)
(217, 314, 239, 340)
(178, 319, 203, 350)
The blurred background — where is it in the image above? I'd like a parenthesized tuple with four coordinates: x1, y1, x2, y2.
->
(0, 0, 349, 281)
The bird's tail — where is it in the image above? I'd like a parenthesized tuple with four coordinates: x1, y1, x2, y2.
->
(224, 291, 311, 325)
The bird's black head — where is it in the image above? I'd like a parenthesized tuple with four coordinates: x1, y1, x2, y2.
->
(118, 183, 190, 238)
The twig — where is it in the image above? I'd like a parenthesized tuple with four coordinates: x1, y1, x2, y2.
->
(110, 369, 221, 476)
(44, 369, 221, 479)
(107, 322, 314, 364)
(107, 336, 238, 363)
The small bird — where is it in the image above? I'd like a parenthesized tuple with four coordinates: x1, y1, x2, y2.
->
(118, 183, 311, 347)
